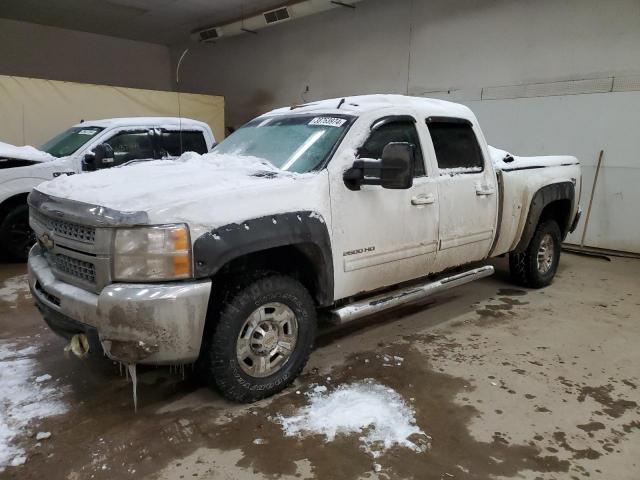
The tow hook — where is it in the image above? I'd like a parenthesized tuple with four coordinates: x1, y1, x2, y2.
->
(64, 334, 90, 358)
(101, 339, 159, 365)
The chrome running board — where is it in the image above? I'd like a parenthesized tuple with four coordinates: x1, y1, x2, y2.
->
(330, 265, 494, 324)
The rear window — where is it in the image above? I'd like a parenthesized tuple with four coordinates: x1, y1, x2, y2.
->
(426, 120, 484, 173)
(162, 130, 208, 156)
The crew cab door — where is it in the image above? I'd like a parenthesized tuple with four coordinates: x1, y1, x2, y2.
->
(328, 115, 439, 300)
(81, 128, 158, 171)
(424, 117, 498, 271)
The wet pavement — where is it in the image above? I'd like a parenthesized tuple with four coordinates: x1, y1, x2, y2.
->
(0, 253, 639, 479)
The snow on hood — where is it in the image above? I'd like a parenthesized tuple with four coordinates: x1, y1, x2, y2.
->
(36, 152, 323, 237)
(489, 145, 578, 170)
(0, 141, 55, 163)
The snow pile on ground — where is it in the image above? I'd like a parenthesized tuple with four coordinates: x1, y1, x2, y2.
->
(0, 141, 55, 163)
(489, 145, 578, 170)
(277, 380, 428, 457)
(0, 341, 67, 471)
(0, 274, 31, 307)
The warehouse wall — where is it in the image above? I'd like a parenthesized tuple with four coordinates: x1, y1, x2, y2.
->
(0, 19, 172, 91)
(172, 0, 640, 253)
(0, 75, 225, 147)
(467, 92, 640, 253)
(172, 0, 640, 126)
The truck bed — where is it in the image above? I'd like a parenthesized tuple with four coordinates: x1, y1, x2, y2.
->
(488, 146, 581, 257)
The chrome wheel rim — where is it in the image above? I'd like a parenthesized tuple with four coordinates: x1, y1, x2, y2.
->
(236, 302, 298, 378)
(536, 233, 555, 274)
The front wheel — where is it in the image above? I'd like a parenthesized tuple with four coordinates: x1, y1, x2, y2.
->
(509, 220, 561, 288)
(203, 274, 317, 402)
(0, 204, 36, 262)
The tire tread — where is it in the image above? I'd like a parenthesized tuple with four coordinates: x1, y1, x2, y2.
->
(205, 274, 316, 402)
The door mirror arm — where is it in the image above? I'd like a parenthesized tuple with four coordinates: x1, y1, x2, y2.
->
(343, 142, 415, 191)
(343, 159, 379, 191)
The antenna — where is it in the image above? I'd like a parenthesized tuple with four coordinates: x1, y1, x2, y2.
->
(176, 48, 190, 155)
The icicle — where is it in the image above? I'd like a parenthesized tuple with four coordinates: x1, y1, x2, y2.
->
(119, 362, 123, 377)
(128, 364, 138, 413)
(181, 364, 185, 381)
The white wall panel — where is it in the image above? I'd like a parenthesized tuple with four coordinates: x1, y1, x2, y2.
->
(169, 0, 640, 252)
(467, 92, 640, 253)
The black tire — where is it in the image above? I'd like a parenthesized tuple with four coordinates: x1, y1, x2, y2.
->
(509, 219, 561, 288)
(0, 204, 35, 262)
(203, 274, 317, 402)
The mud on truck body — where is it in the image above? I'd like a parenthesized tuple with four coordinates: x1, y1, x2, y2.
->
(27, 95, 581, 402)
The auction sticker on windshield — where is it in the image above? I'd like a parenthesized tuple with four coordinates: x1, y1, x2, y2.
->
(309, 117, 347, 128)
(77, 129, 99, 136)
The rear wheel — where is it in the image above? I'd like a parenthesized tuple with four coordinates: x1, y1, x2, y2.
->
(509, 220, 561, 288)
(203, 274, 317, 402)
(0, 204, 35, 262)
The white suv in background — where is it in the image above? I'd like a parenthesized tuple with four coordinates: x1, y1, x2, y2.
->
(0, 117, 215, 261)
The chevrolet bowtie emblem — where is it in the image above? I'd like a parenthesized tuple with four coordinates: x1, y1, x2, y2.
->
(39, 233, 55, 251)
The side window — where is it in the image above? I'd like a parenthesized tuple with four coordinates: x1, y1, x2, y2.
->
(358, 121, 425, 177)
(104, 130, 154, 165)
(426, 120, 484, 173)
(162, 130, 208, 156)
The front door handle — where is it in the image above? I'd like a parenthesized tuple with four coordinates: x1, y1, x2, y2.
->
(411, 194, 436, 205)
(476, 185, 495, 196)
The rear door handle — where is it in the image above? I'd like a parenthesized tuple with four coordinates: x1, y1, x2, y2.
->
(411, 194, 436, 205)
(476, 186, 495, 196)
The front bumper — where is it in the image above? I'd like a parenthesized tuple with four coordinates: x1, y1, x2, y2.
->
(28, 245, 212, 365)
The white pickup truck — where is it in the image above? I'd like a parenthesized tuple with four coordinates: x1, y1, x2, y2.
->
(0, 117, 215, 261)
(27, 95, 581, 402)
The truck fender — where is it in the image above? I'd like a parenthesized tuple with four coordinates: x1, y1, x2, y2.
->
(0, 177, 50, 207)
(192, 211, 334, 306)
(514, 182, 575, 252)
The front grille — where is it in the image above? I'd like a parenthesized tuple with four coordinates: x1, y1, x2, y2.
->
(51, 253, 96, 284)
(32, 211, 96, 244)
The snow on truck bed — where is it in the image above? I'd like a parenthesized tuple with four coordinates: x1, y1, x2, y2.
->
(489, 146, 578, 170)
(0, 141, 54, 163)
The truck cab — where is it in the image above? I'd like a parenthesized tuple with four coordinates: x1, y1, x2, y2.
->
(27, 95, 581, 403)
(0, 117, 214, 261)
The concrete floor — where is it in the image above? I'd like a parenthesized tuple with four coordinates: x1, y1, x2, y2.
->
(0, 253, 639, 480)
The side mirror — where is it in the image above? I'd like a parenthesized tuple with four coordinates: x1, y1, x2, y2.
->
(343, 142, 415, 191)
(82, 143, 114, 171)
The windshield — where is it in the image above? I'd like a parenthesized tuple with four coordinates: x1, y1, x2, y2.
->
(213, 114, 353, 173)
(40, 126, 104, 157)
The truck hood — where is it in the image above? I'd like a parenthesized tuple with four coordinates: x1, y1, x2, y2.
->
(0, 141, 55, 167)
(489, 145, 579, 171)
(36, 152, 327, 239)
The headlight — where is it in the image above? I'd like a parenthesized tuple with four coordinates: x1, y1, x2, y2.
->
(113, 224, 192, 281)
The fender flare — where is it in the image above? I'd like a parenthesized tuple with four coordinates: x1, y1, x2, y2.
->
(192, 211, 334, 306)
(514, 182, 575, 252)
(0, 191, 31, 220)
